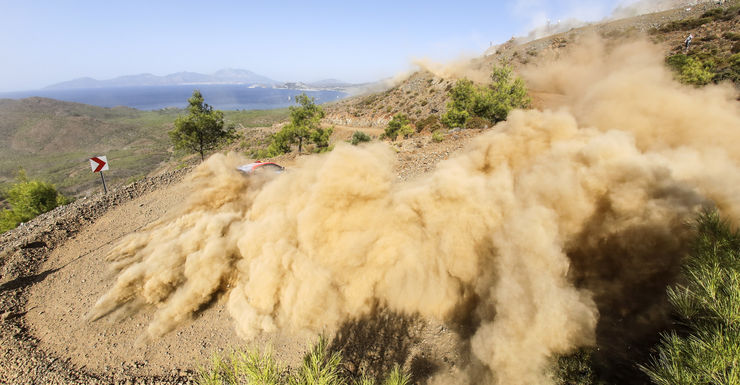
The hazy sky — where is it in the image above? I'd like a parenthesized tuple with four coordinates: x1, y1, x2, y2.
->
(1, 0, 633, 92)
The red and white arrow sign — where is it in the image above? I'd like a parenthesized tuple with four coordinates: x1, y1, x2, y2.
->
(89, 156, 109, 172)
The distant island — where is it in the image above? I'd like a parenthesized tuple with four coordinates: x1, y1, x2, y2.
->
(44, 68, 358, 92)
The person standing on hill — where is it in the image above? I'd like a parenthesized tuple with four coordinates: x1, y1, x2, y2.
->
(684, 33, 693, 53)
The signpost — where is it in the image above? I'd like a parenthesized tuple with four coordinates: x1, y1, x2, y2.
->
(89, 156, 109, 194)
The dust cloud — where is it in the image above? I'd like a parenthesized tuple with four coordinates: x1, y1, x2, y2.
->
(91, 37, 740, 384)
(413, 56, 490, 83)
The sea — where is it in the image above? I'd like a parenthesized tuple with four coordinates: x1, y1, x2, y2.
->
(0, 84, 348, 111)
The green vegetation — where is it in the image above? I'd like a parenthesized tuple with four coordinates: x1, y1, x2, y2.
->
(653, 6, 739, 33)
(640, 211, 740, 385)
(383, 114, 413, 141)
(169, 90, 237, 161)
(286, 94, 326, 153)
(441, 79, 474, 128)
(464, 116, 492, 130)
(198, 338, 410, 385)
(415, 115, 442, 133)
(666, 47, 740, 85)
(258, 129, 294, 158)
(1, 170, 69, 233)
(310, 125, 334, 153)
(666, 54, 716, 85)
(658, 17, 713, 33)
(224, 108, 290, 128)
(431, 131, 444, 143)
(350, 131, 372, 145)
(724, 32, 740, 41)
(260, 94, 332, 156)
(553, 349, 598, 385)
(442, 64, 530, 128)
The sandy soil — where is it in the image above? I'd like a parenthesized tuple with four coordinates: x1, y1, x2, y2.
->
(24, 178, 312, 378)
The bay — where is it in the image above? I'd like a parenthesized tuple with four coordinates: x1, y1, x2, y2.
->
(0, 84, 347, 110)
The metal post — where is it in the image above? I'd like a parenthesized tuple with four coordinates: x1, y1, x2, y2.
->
(100, 171, 108, 194)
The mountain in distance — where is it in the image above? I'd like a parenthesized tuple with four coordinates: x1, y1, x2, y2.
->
(308, 78, 353, 88)
(41, 69, 386, 97)
(45, 68, 280, 89)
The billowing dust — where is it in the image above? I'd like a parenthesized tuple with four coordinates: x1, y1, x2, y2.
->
(90, 38, 740, 384)
(413, 57, 491, 83)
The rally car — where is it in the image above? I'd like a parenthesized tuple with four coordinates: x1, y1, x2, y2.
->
(237, 161, 285, 175)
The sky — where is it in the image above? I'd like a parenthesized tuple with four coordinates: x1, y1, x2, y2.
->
(1, 0, 638, 92)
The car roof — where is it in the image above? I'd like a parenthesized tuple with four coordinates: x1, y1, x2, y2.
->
(236, 162, 283, 173)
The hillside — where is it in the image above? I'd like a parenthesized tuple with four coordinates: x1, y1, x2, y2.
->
(0, 98, 177, 195)
(325, 0, 740, 128)
(0, 98, 289, 197)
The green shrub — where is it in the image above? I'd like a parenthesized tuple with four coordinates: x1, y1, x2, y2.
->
(728, 5, 740, 17)
(679, 58, 715, 85)
(701, 8, 723, 19)
(197, 337, 410, 385)
(715, 53, 740, 82)
(666, 54, 716, 86)
(170, 90, 236, 161)
(384, 114, 413, 141)
(350, 131, 372, 145)
(719, 30, 738, 40)
(262, 94, 329, 155)
(465, 116, 492, 129)
(660, 17, 712, 32)
(415, 115, 442, 133)
(291, 338, 343, 385)
(718, 5, 740, 20)
(198, 348, 281, 385)
(380, 366, 410, 385)
(261, 128, 294, 157)
(441, 107, 470, 128)
(731, 53, 740, 69)
(442, 64, 530, 128)
(0, 170, 69, 233)
(553, 349, 597, 385)
(441, 79, 476, 128)
(640, 211, 740, 385)
(482, 64, 531, 121)
(431, 131, 444, 142)
(311, 126, 334, 152)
